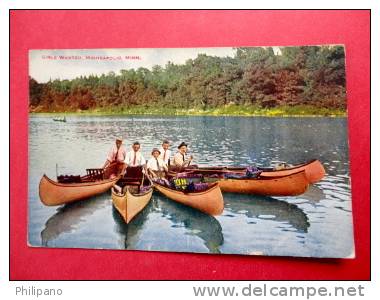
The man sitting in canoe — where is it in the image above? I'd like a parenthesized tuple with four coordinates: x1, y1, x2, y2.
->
(125, 141, 147, 168)
(103, 137, 127, 177)
(147, 148, 168, 178)
(159, 140, 172, 166)
(171, 142, 194, 171)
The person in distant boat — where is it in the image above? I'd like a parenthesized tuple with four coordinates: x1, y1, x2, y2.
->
(147, 148, 168, 178)
(103, 137, 127, 176)
(125, 142, 146, 167)
(172, 142, 193, 169)
(159, 140, 172, 166)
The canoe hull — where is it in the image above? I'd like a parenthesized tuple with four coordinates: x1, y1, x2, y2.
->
(153, 183, 224, 216)
(111, 186, 153, 224)
(218, 171, 309, 196)
(39, 174, 119, 206)
(261, 159, 325, 184)
(184, 159, 325, 184)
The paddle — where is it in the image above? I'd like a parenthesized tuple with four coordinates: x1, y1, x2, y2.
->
(185, 155, 193, 168)
(145, 172, 154, 187)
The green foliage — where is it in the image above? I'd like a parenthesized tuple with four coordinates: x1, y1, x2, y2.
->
(29, 46, 346, 115)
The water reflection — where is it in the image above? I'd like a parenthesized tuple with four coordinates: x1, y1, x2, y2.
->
(224, 194, 310, 233)
(299, 184, 325, 204)
(112, 200, 152, 249)
(112, 195, 224, 253)
(157, 195, 224, 253)
(40, 194, 109, 246)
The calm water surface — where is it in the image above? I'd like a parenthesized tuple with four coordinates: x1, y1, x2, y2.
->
(29, 115, 354, 258)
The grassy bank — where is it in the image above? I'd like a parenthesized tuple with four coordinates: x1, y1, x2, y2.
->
(30, 104, 347, 117)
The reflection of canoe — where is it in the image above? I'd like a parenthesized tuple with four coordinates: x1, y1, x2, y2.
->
(40, 195, 108, 246)
(156, 194, 224, 253)
(111, 185, 153, 224)
(112, 202, 152, 249)
(205, 170, 309, 196)
(153, 182, 224, 216)
(39, 163, 122, 206)
(112, 195, 224, 253)
(299, 184, 325, 204)
(183, 159, 325, 184)
(224, 194, 310, 233)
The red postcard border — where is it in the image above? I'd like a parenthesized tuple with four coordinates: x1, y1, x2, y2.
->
(10, 10, 370, 280)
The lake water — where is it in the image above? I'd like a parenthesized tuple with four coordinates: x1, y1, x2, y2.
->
(29, 115, 354, 258)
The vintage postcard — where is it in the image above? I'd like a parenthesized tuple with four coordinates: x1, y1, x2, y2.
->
(28, 46, 354, 258)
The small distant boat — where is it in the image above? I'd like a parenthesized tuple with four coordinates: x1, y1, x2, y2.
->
(111, 167, 153, 224)
(153, 181, 224, 216)
(180, 159, 325, 184)
(53, 116, 66, 122)
(39, 163, 123, 206)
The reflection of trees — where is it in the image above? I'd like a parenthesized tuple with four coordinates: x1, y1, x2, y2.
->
(40, 195, 108, 246)
(224, 193, 310, 233)
(112, 195, 224, 253)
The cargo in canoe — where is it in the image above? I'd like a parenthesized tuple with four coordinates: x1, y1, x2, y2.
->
(153, 180, 224, 216)
(39, 162, 123, 206)
(177, 170, 309, 196)
(111, 166, 153, 224)
(180, 159, 325, 184)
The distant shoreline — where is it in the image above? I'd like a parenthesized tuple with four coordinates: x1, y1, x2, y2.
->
(30, 105, 347, 118)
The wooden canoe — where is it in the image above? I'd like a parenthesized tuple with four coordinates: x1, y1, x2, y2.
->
(111, 185, 153, 224)
(181, 159, 325, 184)
(39, 162, 124, 206)
(215, 170, 309, 196)
(39, 174, 119, 206)
(153, 182, 224, 216)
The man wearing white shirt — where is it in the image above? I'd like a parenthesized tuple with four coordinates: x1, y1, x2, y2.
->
(102, 137, 127, 177)
(172, 142, 193, 170)
(103, 137, 127, 168)
(125, 142, 146, 167)
(147, 148, 168, 178)
(159, 140, 172, 166)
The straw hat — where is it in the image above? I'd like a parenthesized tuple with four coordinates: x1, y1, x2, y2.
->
(151, 148, 161, 155)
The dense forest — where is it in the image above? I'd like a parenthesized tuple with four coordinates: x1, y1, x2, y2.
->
(29, 46, 346, 114)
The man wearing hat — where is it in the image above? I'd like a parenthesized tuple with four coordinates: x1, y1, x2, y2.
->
(147, 148, 168, 178)
(103, 137, 127, 168)
(172, 142, 193, 169)
(103, 137, 127, 176)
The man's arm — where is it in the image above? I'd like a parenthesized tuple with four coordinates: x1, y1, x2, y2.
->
(103, 147, 114, 168)
(103, 159, 111, 169)
(181, 155, 193, 167)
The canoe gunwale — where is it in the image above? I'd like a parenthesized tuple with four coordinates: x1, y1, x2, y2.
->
(237, 169, 307, 180)
(186, 159, 318, 173)
(153, 182, 219, 196)
(173, 169, 309, 181)
(117, 185, 154, 198)
(111, 184, 153, 224)
(42, 174, 119, 187)
(39, 174, 120, 206)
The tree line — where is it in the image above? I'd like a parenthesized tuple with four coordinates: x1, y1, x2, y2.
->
(29, 46, 346, 112)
